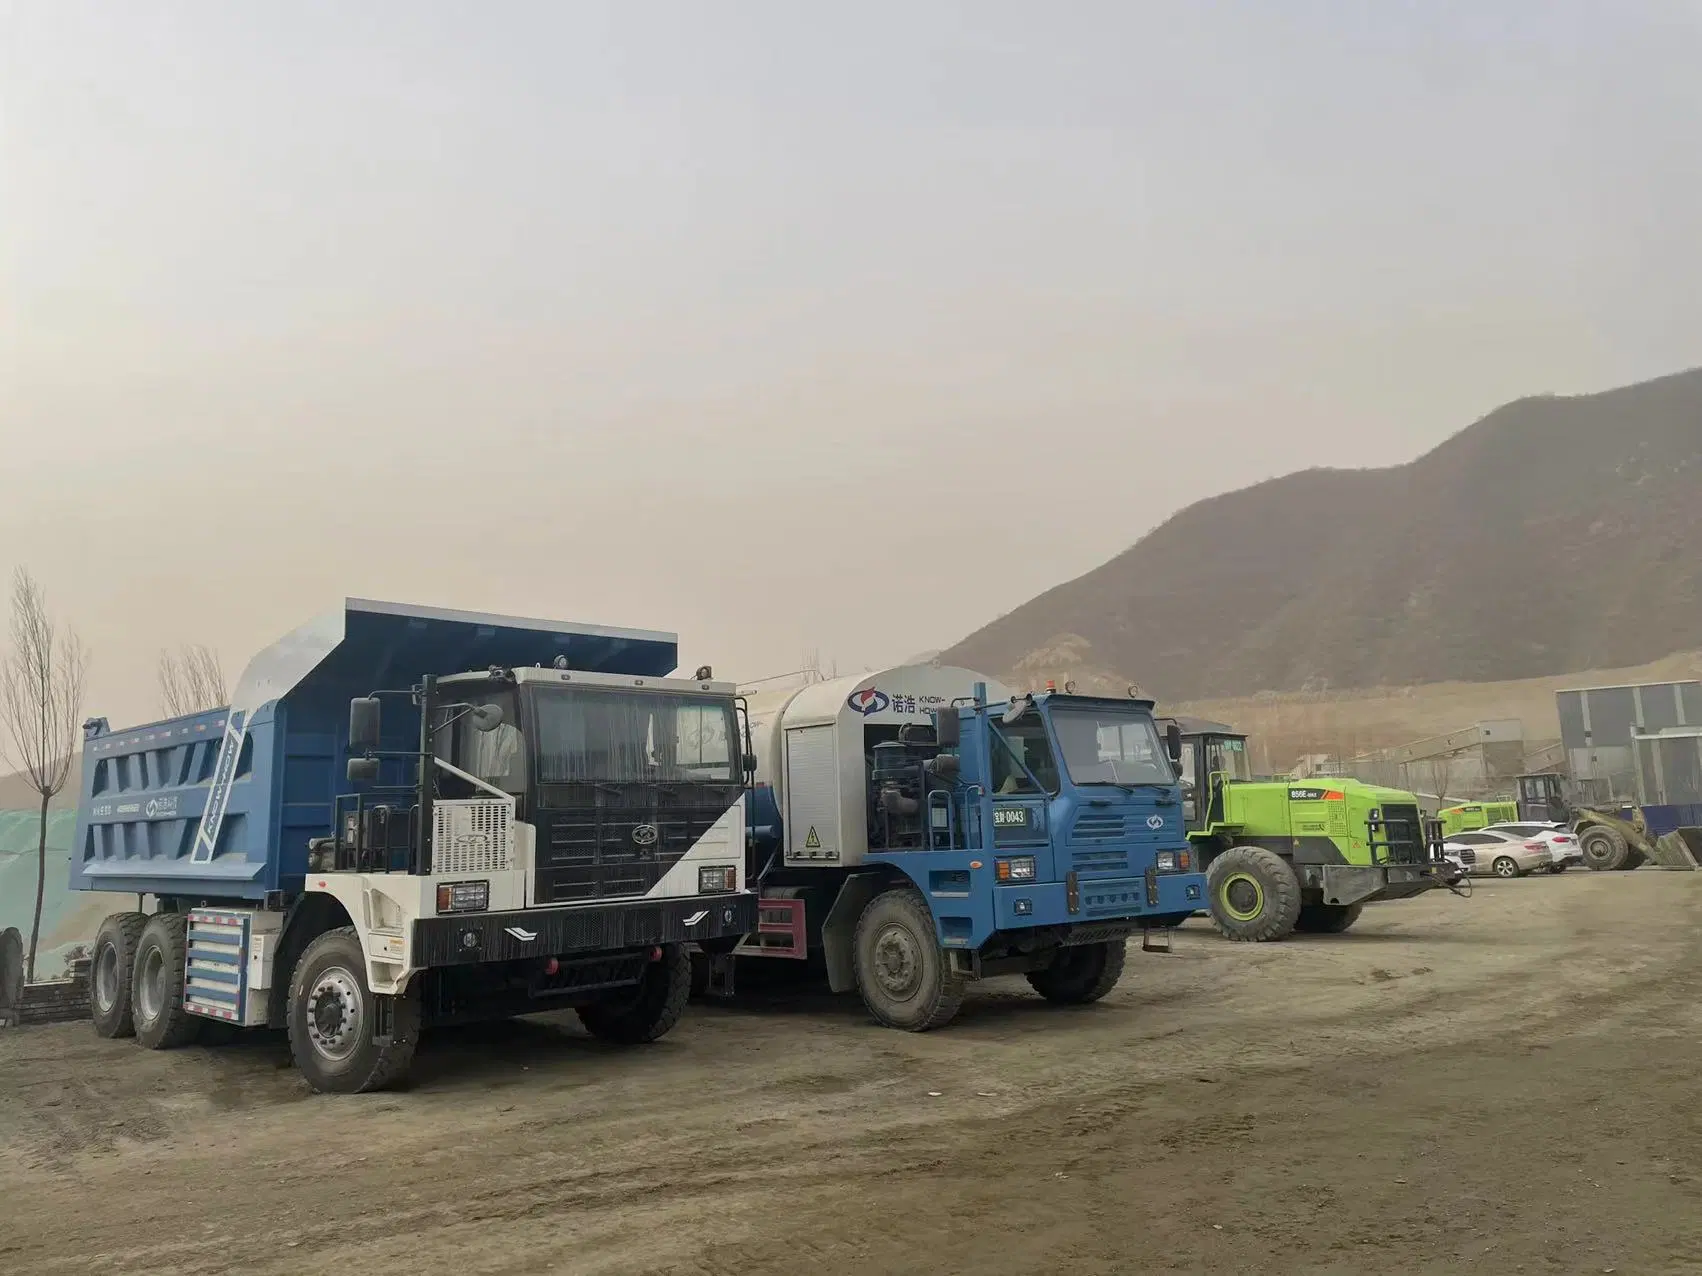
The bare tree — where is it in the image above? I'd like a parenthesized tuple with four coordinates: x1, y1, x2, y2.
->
(1420, 754, 1456, 806)
(158, 643, 227, 717)
(0, 569, 88, 982)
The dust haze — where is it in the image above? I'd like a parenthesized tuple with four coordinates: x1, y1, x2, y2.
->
(5, 2, 1702, 726)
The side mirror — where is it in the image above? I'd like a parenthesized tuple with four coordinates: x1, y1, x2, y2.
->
(468, 703, 505, 733)
(743, 752, 758, 775)
(347, 756, 381, 785)
(933, 707, 961, 748)
(1166, 722, 1183, 766)
(1001, 695, 1032, 726)
(349, 696, 382, 752)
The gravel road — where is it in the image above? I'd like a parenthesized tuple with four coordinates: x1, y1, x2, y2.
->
(3, 871, 1700, 1274)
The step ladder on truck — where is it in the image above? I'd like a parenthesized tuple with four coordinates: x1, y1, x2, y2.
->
(73, 599, 758, 1093)
(697, 666, 1208, 1029)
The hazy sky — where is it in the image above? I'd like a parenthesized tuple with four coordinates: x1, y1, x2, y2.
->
(4, 1, 1701, 728)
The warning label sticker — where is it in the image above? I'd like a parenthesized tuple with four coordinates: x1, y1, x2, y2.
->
(804, 827, 821, 849)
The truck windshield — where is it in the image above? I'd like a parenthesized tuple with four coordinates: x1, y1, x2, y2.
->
(531, 686, 738, 784)
(1051, 708, 1175, 787)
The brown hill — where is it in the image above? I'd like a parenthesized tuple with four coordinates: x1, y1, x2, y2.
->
(945, 367, 1702, 701)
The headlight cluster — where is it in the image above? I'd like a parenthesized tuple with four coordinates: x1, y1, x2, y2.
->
(435, 880, 489, 914)
(698, 865, 738, 893)
(996, 856, 1037, 882)
(1154, 850, 1192, 874)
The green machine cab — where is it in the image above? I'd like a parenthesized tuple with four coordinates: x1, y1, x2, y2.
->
(1161, 717, 1448, 941)
(1437, 800, 1518, 837)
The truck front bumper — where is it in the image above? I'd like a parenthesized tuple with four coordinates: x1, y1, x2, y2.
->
(412, 891, 759, 967)
(991, 871, 1207, 932)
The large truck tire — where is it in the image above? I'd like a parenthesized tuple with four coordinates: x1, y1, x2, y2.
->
(1206, 846, 1303, 942)
(287, 926, 420, 1094)
(852, 887, 965, 1031)
(1026, 940, 1126, 1004)
(1295, 902, 1364, 934)
(1579, 824, 1631, 872)
(90, 912, 147, 1039)
(132, 913, 203, 1050)
(578, 945, 691, 1044)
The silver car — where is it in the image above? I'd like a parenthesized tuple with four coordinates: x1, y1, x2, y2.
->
(1443, 828, 1555, 879)
(1484, 822, 1581, 873)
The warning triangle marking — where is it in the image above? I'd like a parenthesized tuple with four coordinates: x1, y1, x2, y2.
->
(804, 827, 821, 849)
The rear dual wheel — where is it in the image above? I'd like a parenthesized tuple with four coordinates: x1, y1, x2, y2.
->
(90, 913, 147, 1039)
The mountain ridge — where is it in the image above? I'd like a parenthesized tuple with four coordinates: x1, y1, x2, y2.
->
(943, 367, 1702, 700)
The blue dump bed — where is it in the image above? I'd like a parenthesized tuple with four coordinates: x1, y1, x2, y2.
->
(70, 599, 678, 901)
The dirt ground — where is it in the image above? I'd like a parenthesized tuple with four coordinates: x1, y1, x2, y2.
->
(4, 873, 1702, 1275)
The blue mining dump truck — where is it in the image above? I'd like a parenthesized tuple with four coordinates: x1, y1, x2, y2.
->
(715, 666, 1208, 1029)
(72, 599, 758, 1092)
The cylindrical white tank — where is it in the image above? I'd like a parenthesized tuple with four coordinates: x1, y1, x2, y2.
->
(741, 665, 1011, 868)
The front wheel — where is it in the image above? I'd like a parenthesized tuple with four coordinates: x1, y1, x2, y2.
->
(1206, 846, 1302, 942)
(1026, 941, 1126, 1004)
(1579, 824, 1631, 872)
(578, 945, 691, 1044)
(852, 888, 965, 1031)
(286, 927, 419, 1094)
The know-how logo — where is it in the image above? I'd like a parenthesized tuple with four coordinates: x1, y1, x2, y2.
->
(846, 688, 892, 716)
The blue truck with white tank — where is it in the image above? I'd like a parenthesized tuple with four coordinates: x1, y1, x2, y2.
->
(72, 598, 758, 1092)
(722, 664, 1207, 1029)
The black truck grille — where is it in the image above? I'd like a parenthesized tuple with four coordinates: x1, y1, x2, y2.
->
(533, 782, 740, 904)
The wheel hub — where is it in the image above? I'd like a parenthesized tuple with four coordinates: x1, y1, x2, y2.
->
(135, 946, 165, 1025)
(871, 922, 923, 1000)
(1220, 873, 1264, 921)
(94, 943, 119, 1014)
(305, 966, 364, 1062)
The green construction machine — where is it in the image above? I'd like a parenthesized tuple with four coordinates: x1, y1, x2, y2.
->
(1160, 717, 1454, 942)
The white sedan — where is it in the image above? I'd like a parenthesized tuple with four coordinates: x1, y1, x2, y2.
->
(1443, 828, 1565, 878)
(1485, 822, 1581, 872)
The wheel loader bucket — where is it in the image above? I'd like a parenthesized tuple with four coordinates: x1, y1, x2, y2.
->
(1648, 828, 1702, 871)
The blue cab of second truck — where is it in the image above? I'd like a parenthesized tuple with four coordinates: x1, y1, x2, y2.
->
(864, 688, 1206, 948)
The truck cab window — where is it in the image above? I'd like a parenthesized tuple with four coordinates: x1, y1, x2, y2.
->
(437, 690, 524, 794)
(990, 718, 1059, 794)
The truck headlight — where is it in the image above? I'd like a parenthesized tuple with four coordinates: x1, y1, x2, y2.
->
(1157, 850, 1177, 872)
(698, 865, 738, 893)
(996, 856, 1036, 882)
(435, 880, 489, 914)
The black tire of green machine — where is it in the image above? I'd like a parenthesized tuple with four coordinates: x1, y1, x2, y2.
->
(1205, 845, 1302, 943)
(90, 912, 147, 1040)
(1579, 824, 1630, 872)
(286, 926, 420, 1094)
(577, 945, 692, 1044)
(1026, 940, 1127, 1004)
(1620, 848, 1647, 871)
(1491, 857, 1520, 879)
(851, 888, 966, 1031)
(132, 914, 204, 1050)
(1294, 902, 1364, 934)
